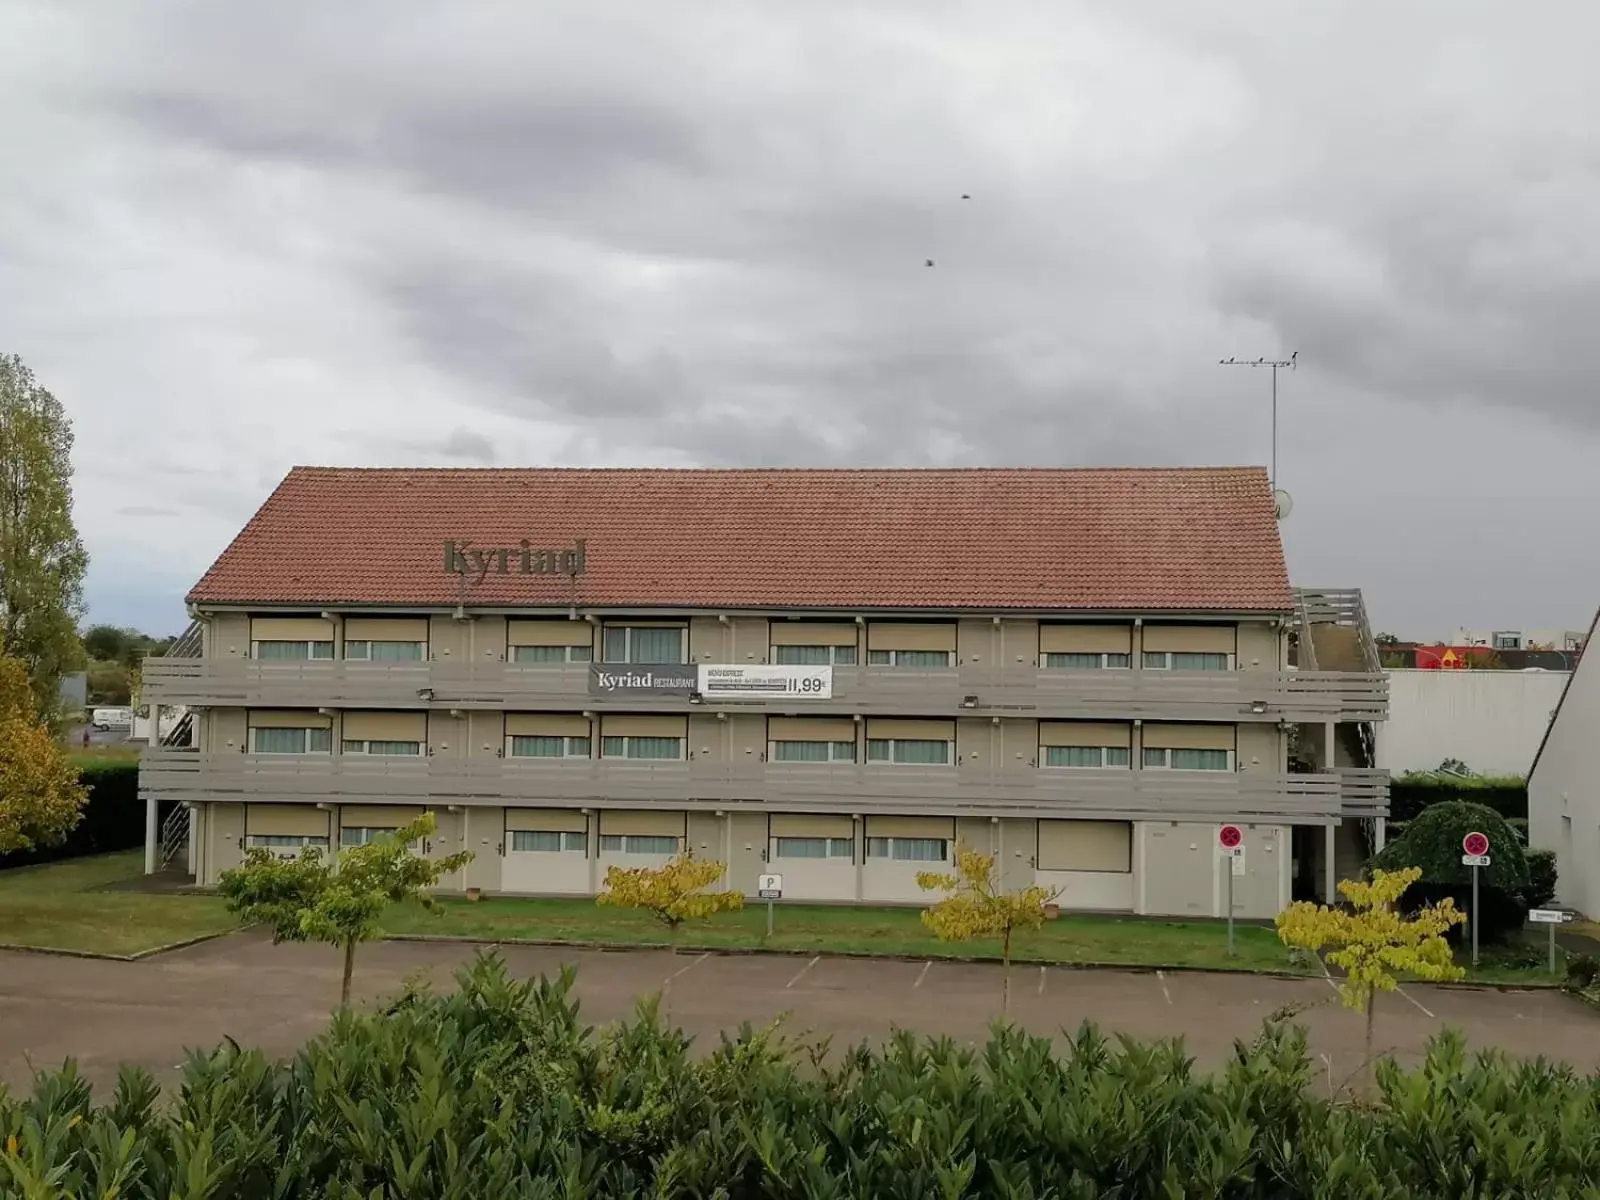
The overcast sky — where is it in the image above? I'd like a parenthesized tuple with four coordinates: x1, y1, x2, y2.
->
(2, 1, 1597, 640)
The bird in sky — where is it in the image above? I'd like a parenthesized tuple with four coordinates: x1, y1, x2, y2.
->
(926, 259, 935, 267)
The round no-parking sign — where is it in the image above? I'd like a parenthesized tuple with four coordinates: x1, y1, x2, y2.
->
(1218, 824, 1243, 850)
(1462, 831, 1490, 858)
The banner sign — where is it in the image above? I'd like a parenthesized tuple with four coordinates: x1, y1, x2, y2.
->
(698, 664, 833, 700)
(588, 665, 697, 696)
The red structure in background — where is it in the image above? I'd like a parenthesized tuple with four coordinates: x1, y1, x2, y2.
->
(1411, 646, 1495, 670)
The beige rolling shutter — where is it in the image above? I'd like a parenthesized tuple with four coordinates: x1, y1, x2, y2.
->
(866, 623, 957, 652)
(341, 712, 428, 742)
(1038, 721, 1132, 748)
(1141, 723, 1237, 750)
(505, 713, 592, 737)
(868, 816, 955, 839)
(249, 709, 332, 729)
(1039, 625, 1133, 654)
(246, 805, 331, 838)
(866, 719, 955, 742)
(341, 805, 426, 829)
(507, 619, 594, 647)
(600, 715, 688, 738)
(768, 717, 857, 742)
(1037, 820, 1132, 872)
(250, 617, 334, 641)
(506, 808, 587, 833)
(343, 617, 429, 642)
(769, 622, 858, 647)
(770, 814, 854, 838)
(599, 810, 686, 837)
(1142, 626, 1237, 654)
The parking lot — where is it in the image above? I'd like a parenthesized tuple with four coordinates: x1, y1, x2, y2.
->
(2, 933, 1595, 1094)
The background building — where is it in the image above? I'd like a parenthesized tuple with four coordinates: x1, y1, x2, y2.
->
(1528, 608, 1600, 916)
(1377, 669, 1569, 777)
(137, 465, 1390, 917)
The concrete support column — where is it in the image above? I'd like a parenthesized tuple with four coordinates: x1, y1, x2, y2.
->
(1374, 817, 1387, 854)
(1323, 721, 1335, 771)
(144, 796, 159, 875)
(1323, 824, 1336, 902)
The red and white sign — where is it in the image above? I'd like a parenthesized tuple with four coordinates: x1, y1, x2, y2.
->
(1462, 831, 1490, 857)
(1218, 824, 1244, 851)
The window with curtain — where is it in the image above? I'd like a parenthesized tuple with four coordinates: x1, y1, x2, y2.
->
(1043, 745, 1131, 768)
(508, 735, 591, 758)
(1143, 747, 1231, 770)
(511, 644, 593, 663)
(1043, 652, 1131, 669)
(340, 740, 423, 756)
(599, 834, 679, 855)
(251, 726, 332, 754)
(253, 640, 334, 660)
(1143, 651, 1231, 670)
(601, 626, 685, 664)
(770, 740, 855, 763)
(509, 830, 586, 852)
(340, 827, 399, 846)
(343, 640, 426, 662)
(866, 649, 951, 668)
(773, 644, 857, 665)
(866, 738, 950, 765)
(866, 837, 948, 862)
(774, 837, 854, 859)
(246, 834, 329, 849)
(600, 736, 684, 760)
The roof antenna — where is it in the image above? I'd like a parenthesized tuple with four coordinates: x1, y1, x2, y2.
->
(1219, 351, 1297, 519)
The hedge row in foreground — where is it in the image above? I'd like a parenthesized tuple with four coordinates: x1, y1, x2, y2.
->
(3, 954, 1598, 1198)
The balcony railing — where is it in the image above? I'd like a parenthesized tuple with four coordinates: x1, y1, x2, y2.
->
(139, 749, 1386, 823)
(140, 658, 1387, 723)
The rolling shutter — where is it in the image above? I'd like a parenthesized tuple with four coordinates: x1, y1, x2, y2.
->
(1039, 625, 1133, 654)
(1141, 723, 1236, 750)
(1142, 626, 1237, 654)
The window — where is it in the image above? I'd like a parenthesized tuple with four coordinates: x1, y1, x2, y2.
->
(866, 738, 950, 765)
(866, 837, 947, 862)
(246, 834, 329, 850)
(340, 740, 423, 756)
(509, 830, 587, 852)
(1042, 745, 1131, 768)
(1142, 651, 1231, 671)
(1492, 631, 1522, 651)
(251, 726, 332, 754)
(600, 736, 684, 760)
(343, 640, 426, 662)
(511, 644, 593, 663)
(1142, 747, 1232, 771)
(599, 834, 680, 855)
(1043, 652, 1132, 669)
(601, 626, 684, 664)
(866, 649, 951, 668)
(340, 827, 398, 846)
(773, 644, 857, 666)
(508, 735, 592, 759)
(253, 640, 333, 661)
(774, 837, 854, 859)
(770, 740, 856, 763)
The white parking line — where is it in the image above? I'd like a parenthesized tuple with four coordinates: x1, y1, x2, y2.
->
(787, 956, 821, 989)
(668, 952, 709, 981)
(1395, 985, 1436, 1019)
(1155, 970, 1172, 1005)
(913, 960, 933, 989)
(1037, 966, 1047, 995)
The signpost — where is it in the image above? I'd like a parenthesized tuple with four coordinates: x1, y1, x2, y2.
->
(758, 873, 783, 937)
(1218, 825, 1244, 955)
(1528, 908, 1577, 974)
(1461, 832, 1491, 965)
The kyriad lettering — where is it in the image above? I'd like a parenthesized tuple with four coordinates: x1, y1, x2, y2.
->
(444, 538, 586, 584)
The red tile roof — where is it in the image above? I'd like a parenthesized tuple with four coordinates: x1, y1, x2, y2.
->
(187, 467, 1293, 613)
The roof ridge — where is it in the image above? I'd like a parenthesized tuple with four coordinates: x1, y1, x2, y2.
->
(285, 464, 1271, 476)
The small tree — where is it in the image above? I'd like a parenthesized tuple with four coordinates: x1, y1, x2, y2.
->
(917, 842, 1061, 1014)
(598, 851, 743, 1009)
(0, 647, 86, 855)
(220, 812, 471, 1009)
(1276, 867, 1464, 1084)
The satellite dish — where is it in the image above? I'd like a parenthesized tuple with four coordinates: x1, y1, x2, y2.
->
(1273, 489, 1294, 520)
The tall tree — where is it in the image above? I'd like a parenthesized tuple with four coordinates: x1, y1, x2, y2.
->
(0, 645, 87, 854)
(0, 354, 88, 718)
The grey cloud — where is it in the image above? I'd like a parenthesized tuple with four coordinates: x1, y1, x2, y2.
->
(116, 504, 180, 517)
(440, 427, 496, 464)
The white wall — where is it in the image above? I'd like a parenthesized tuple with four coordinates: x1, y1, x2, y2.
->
(1529, 651, 1600, 916)
(1377, 669, 1569, 777)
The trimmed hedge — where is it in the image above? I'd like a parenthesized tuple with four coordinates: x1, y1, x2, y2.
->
(1373, 801, 1530, 944)
(4, 955, 1599, 1196)
(1390, 773, 1527, 823)
(0, 761, 141, 871)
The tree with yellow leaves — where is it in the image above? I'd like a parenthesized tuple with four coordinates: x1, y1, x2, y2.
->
(1276, 866, 1464, 1083)
(0, 645, 86, 855)
(918, 842, 1061, 1014)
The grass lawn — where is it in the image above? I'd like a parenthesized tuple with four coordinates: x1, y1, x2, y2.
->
(67, 745, 142, 767)
(0, 851, 238, 956)
(381, 896, 1310, 974)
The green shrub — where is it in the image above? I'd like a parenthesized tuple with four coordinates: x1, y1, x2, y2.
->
(3, 954, 1600, 1195)
(1371, 801, 1530, 945)
(1390, 773, 1527, 823)
(1567, 953, 1600, 990)
(1524, 848, 1559, 910)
